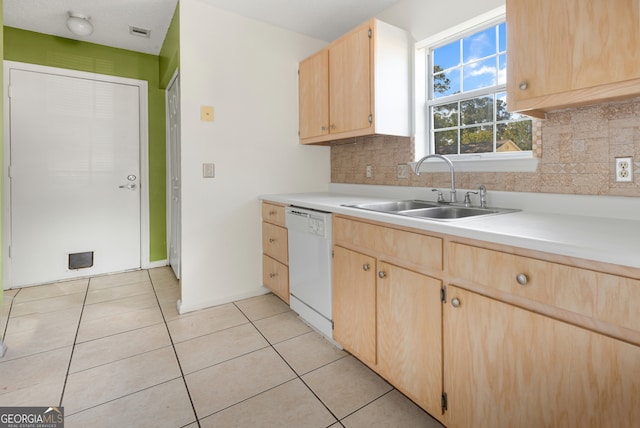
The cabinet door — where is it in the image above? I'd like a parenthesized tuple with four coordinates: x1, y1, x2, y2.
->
(329, 22, 372, 135)
(444, 285, 640, 428)
(377, 262, 443, 418)
(332, 245, 377, 367)
(507, 0, 640, 111)
(299, 49, 329, 141)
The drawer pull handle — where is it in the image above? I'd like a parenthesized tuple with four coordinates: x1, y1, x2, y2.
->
(362, 263, 370, 271)
(516, 273, 528, 285)
(269, 273, 277, 278)
(269, 238, 276, 243)
(378, 271, 387, 279)
(451, 297, 461, 308)
(269, 210, 277, 216)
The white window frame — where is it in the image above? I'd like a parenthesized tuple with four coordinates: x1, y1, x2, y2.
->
(412, 6, 538, 173)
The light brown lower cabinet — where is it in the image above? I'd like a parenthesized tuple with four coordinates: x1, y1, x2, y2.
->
(443, 285, 640, 428)
(332, 244, 443, 419)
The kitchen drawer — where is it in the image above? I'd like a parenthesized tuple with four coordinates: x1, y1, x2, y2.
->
(262, 202, 286, 226)
(334, 216, 442, 272)
(448, 242, 640, 332)
(262, 221, 288, 264)
(263, 254, 289, 304)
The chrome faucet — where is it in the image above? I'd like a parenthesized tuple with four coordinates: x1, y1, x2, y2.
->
(414, 154, 457, 203)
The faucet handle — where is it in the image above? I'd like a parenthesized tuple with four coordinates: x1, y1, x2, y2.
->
(477, 184, 487, 208)
(464, 191, 478, 207)
(432, 188, 445, 203)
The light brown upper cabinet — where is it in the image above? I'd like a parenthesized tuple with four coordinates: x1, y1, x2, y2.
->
(299, 19, 412, 144)
(507, 0, 640, 117)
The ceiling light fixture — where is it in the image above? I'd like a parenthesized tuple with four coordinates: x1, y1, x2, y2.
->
(66, 12, 93, 36)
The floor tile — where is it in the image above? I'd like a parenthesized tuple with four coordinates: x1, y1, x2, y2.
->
(76, 307, 164, 343)
(81, 292, 158, 322)
(69, 323, 172, 373)
(175, 323, 269, 374)
(253, 311, 312, 344)
(167, 303, 248, 343)
(274, 331, 347, 375)
(302, 356, 393, 419)
(10, 293, 85, 317)
(1, 321, 78, 361)
(85, 281, 154, 305)
(234, 293, 290, 321)
(200, 379, 337, 428)
(65, 378, 196, 428)
(6, 306, 82, 334)
(88, 270, 151, 290)
(0, 346, 72, 396)
(342, 389, 444, 428)
(13, 279, 88, 303)
(0, 379, 65, 407)
(186, 347, 296, 419)
(63, 346, 181, 415)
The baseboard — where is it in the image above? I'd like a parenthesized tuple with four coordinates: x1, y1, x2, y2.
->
(177, 286, 271, 314)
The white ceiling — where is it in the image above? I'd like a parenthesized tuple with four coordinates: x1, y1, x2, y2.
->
(4, 0, 403, 55)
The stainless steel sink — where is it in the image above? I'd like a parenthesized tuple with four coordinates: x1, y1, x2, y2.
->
(344, 200, 440, 213)
(401, 206, 501, 220)
(343, 200, 519, 221)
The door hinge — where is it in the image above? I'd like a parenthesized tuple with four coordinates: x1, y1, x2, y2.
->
(331, 320, 334, 330)
(8, 85, 12, 99)
(331, 249, 334, 258)
(441, 392, 448, 412)
(368, 28, 372, 38)
(7, 165, 12, 179)
(368, 114, 373, 124)
(440, 285, 447, 303)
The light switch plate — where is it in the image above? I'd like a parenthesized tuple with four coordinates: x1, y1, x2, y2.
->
(203, 163, 215, 178)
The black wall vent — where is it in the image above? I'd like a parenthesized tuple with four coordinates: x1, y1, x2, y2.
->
(69, 251, 94, 270)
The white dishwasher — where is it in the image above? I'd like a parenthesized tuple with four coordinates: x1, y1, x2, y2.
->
(285, 206, 333, 340)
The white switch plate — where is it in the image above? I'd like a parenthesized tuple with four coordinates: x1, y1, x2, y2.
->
(366, 165, 373, 178)
(203, 163, 215, 178)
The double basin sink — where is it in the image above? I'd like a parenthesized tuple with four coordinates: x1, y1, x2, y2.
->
(343, 200, 519, 221)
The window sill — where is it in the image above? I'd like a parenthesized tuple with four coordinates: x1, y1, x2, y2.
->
(410, 154, 539, 173)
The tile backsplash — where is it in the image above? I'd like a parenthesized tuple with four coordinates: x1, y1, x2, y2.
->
(331, 98, 640, 197)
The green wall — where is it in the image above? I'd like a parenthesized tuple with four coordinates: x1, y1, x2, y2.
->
(159, 3, 180, 89)
(3, 27, 167, 262)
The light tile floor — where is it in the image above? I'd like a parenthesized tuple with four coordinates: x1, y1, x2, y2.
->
(0, 267, 444, 428)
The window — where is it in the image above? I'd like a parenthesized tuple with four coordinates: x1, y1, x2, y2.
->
(427, 21, 532, 157)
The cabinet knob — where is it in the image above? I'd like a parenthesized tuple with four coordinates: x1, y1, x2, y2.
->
(269, 238, 276, 243)
(330, 124, 336, 130)
(269, 210, 276, 216)
(378, 271, 386, 279)
(451, 297, 461, 308)
(321, 125, 327, 131)
(518, 81, 528, 90)
(516, 273, 528, 285)
(269, 273, 277, 278)
(362, 263, 370, 271)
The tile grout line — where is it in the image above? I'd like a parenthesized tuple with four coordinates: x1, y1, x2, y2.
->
(0, 288, 22, 357)
(233, 299, 345, 426)
(148, 271, 202, 428)
(58, 278, 91, 408)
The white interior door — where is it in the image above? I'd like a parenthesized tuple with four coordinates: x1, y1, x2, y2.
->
(167, 75, 181, 279)
(7, 67, 142, 287)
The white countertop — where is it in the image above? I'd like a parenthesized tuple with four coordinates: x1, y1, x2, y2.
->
(261, 190, 640, 270)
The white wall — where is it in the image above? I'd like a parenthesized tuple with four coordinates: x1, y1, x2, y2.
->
(377, 0, 505, 41)
(178, 0, 330, 312)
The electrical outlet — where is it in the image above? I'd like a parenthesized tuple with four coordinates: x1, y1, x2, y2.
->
(366, 165, 373, 178)
(615, 157, 633, 182)
(397, 164, 409, 179)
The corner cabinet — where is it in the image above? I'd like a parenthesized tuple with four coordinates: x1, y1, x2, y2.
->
(299, 19, 412, 144)
(332, 216, 444, 420)
(261, 202, 289, 304)
(507, 0, 640, 116)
